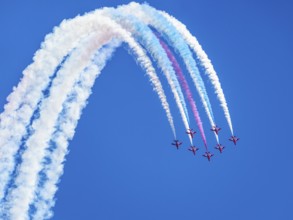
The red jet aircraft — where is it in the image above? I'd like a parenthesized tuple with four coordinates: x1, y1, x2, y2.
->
(203, 152, 214, 161)
(171, 140, 182, 149)
(215, 144, 225, 153)
(188, 146, 199, 155)
(186, 128, 196, 138)
(211, 125, 221, 135)
(229, 136, 240, 145)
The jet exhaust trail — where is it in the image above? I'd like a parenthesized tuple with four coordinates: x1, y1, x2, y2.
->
(161, 11, 234, 135)
(156, 34, 209, 150)
(114, 3, 217, 134)
(0, 2, 237, 219)
(102, 11, 193, 144)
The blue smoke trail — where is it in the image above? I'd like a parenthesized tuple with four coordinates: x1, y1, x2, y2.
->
(138, 4, 217, 129)
(110, 3, 216, 128)
(161, 12, 233, 135)
(106, 9, 192, 142)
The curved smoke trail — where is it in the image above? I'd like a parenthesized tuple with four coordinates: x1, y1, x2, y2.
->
(0, 13, 176, 219)
(161, 11, 234, 135)
(114, 3, 218, 140)
(0, 2, 234, 219)
(0, 10, 176, 208)
(102, 9, 192, 143)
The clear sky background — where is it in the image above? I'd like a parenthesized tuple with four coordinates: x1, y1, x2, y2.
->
(0, 0, 292, 219)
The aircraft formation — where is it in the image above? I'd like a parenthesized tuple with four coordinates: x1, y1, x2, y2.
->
(171, 125, 240, 161)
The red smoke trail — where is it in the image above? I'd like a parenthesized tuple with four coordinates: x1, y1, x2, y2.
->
(156, 34, 208, 151)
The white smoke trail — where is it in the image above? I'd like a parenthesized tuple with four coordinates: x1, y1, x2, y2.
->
(0, 10, 110, 202)
(0, 8, 176, 210)
(30, 24, 176, 217)
(4, 30, 115, 220)
(3, 12, 176, 219)
(161, 11, 234, 135)
(31, 39, 122, 220)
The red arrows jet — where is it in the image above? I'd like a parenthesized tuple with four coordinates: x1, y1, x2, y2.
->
(171, 140, 182, 149)
(188, 146, 199, 155)
(203, 152, 214, 161)
(229, 136, 240, 145)
(215, 144, 225, 153)
(211, 125, 221, 135)
(186, 128, 196, 138)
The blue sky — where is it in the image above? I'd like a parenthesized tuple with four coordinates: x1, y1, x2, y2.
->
(0, 0, 292, 219)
